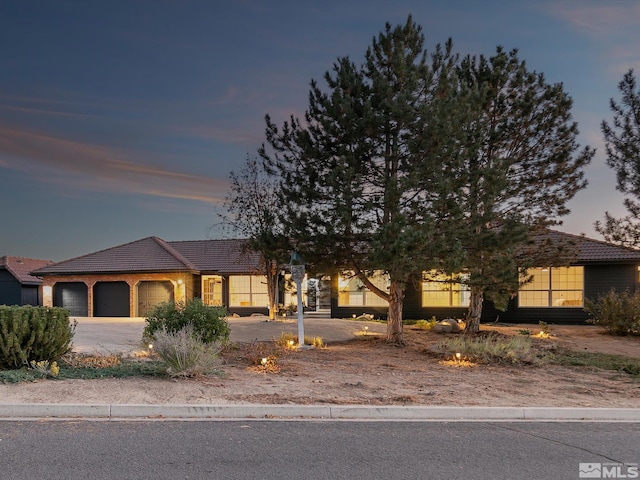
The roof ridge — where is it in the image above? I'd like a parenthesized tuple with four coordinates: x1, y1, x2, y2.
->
(152, 237, 199, 271)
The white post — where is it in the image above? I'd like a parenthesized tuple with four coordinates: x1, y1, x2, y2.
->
(295, 277, 304, 347)
(290, 253, 306, 348)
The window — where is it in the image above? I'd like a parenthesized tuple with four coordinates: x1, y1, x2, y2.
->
(229, 275, 269, 307)
(519, 266, 584, 307)
(338, 271, 389, 307)
(202, 275, 223, 306)
(422, 271, 470, 307)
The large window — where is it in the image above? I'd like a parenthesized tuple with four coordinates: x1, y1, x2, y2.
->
(229, 275, 269, 307)
(422, 271, 470, 307)
(338, 271, 389, 307)
(202, 275, 223, 306)
(519, 266, 584, 307)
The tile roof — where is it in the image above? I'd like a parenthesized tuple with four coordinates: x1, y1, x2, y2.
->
(31, 237, 262, 276)
(30, 230, 640, 278)
(32, 237, 199, 275)
(1, 256, 54, 285)
(545, 230, 640, 263)
(169, 239, 261, 273)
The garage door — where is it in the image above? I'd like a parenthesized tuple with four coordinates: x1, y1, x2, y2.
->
(53, 282, 88, 316)
(137, 281, 174, 317)
(94, 281, 130, 317)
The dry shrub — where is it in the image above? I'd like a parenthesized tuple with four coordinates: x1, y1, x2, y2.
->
(152, 325, 223, 378)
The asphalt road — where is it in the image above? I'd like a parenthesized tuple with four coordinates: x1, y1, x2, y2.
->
(1, 421, 638, 480)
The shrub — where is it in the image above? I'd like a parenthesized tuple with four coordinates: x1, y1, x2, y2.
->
(439, 333, 542, 365)
(152, 325, 223, 378)
(584, 289, 640, 336)
(415, 318, 437, 330)
(0, 306, 76, 369)
(144, 298, 229, 344)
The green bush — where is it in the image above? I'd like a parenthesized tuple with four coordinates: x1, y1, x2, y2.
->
(584, 289, 640, 336)
(152, 325, 223, 377)
(0, 306, 76, 369)
(143, 298, 229, 344)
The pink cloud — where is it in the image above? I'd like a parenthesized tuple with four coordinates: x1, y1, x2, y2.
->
(0, 126, 229, 205)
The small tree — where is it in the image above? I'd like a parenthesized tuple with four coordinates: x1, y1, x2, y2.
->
(595, 69, 640, 247)
(222, 155, 289, 320)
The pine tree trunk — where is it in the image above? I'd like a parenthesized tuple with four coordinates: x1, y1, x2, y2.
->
(465, 285, 484, 333)
(386, 280, 405, 346)
(266, 262, 278, 321)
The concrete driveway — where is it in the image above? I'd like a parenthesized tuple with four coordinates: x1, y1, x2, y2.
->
(70, 314, 387, 355)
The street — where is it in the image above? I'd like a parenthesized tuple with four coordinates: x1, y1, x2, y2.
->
(0, 421, 638, 479)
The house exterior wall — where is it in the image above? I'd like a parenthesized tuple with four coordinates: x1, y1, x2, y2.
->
(41, 273, 194, 317)
(0, 270, 43, 306)
(0, 269, 22, 305)
(330, 263, 640, 325)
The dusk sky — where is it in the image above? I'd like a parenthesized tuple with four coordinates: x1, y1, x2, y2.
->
(1, 1, 639, 261)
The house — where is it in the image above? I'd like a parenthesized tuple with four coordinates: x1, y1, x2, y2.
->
(32, 237, 270, 317)
(332, 231, 640, 325)
(0, 256, 54, 306)
(31, 230, 640, 324)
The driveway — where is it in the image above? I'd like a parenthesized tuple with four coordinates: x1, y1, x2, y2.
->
(70, 313, 387, 354)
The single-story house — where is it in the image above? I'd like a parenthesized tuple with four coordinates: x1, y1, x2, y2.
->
(332, 230, 640, 324)
(31, 230, 640, 324)
(0, 256, 54, 306)
(32, 237, 272, 317)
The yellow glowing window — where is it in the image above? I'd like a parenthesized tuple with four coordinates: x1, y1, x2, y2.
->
(337, 271, 389, 307)
(422, 271, 470, 307)
(229, 275, 269, 307)
(519, 267, 583, 307)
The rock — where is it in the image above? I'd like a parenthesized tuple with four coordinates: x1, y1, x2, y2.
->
(433, 318, 465, 333)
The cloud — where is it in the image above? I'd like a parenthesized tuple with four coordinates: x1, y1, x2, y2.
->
(547, 1, 640, 76)
(0, 126, 229, 204)
(548, 2, 640, 35)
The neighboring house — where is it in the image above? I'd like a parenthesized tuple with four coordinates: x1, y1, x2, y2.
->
(32, 237, 268, 317)
(0, 256, 54, 306)
(332, 231, 640, 325)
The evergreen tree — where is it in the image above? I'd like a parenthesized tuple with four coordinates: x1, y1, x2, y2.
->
(222, 155, 289, 320)
(595, 70, 640, 248)
(260, 18, 464, 345)
(450, 48, 593, 332)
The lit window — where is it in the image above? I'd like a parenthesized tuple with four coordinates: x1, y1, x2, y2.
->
(202, 275, 223, 306)
(422, 271, 470, 307)
(519, 267, 584, 307)
(229, 275, 269, 307)
(338, 271, 389, 307)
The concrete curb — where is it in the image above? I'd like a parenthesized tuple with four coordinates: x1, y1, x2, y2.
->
(1, 404, 639, 421)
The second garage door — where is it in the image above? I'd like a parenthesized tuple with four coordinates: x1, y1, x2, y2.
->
(137, 281, 174, 317)
(94, 281, 130, 317)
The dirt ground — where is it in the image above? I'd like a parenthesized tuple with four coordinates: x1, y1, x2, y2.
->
(1, 324, 639, 407)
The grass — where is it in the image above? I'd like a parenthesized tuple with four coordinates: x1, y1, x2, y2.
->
(439, 333, 640, 378)
(551, 349, 640, 377)
(438, 333, 544, 365)
(0, 354, 165, 384)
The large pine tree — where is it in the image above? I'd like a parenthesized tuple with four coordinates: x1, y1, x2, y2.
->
(260, 18, 464, 345)
(443, 48, 594, 332)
